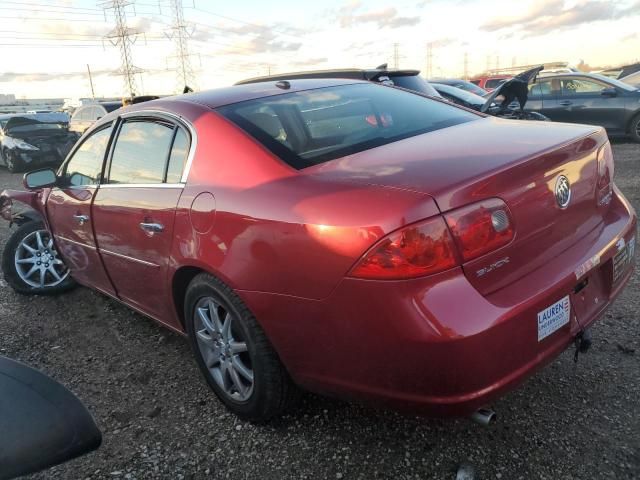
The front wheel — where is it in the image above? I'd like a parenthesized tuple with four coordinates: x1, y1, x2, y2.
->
(1, 220, 76, 295)
(185, 273, 300, 422)
(4, 150, 23, 173)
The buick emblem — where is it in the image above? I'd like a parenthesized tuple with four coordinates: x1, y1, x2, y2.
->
(555, 175, 571, 209)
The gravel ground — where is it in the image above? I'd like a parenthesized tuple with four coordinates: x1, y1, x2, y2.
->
(1, 142, 639, 480)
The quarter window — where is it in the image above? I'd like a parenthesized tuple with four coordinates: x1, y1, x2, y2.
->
(61, 125, 112, 186)
(166, 127, 190, 183)
(108, 120, 175, 184)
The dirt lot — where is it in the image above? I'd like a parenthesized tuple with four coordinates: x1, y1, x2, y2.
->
(1, 142, 639, 480)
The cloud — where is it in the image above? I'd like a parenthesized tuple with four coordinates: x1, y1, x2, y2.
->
(481, 0, 640, 37)
(428, 37, 457, 48)
(191, 21, 303, 55)
(0, 70, 114, 82)
(291, 57, 328, 68)
(336, 2, 421, 29)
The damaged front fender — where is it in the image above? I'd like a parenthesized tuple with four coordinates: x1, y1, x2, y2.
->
(0, 189, 45, 225)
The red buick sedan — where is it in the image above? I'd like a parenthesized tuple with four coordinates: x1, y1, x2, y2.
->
(0, 79, 636, 422)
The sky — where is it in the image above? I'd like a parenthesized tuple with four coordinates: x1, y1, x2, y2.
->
(0, 0, 638, 99)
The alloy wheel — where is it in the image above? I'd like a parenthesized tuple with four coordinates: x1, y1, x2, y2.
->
(193, 297, 254, 402)
(14, 229, 69, 288)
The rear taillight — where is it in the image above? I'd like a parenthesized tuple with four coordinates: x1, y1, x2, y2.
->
(596, 141, 614, 206)
(348, 216, 457, 279)
(444, 198, 514, 262)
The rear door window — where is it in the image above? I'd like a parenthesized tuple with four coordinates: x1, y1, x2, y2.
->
(219, 83, 478, 169)
(560, 78, 608, 95)
(108, 120, 175, 184)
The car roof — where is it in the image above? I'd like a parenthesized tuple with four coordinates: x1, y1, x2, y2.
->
(156, 78, 366, 109)
(235, 68, 420, 86)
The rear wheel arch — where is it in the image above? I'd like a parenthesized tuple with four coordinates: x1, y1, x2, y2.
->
(171, 264, 242, 331)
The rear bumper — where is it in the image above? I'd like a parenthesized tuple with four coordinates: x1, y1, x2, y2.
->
(242, 188, 637, 416)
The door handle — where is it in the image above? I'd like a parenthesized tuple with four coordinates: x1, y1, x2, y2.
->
(73, 214, 89, 225)
(139, 222, 164, 233)
(559, 101, 572, 106)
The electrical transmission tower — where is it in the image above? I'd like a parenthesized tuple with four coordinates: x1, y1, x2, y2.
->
(167, 0, 196, 91)
(463, 51, 468, 80)
(426, 43, 433, 78)
(100, 0, 143, 99)
(393, 43, 400, 69)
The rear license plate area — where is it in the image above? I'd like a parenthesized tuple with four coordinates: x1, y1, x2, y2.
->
(537, 296, 571, 342)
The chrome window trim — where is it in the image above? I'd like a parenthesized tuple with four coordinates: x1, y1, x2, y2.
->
(117, 109, 197, 184)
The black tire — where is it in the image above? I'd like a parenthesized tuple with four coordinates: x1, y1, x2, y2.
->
(1, 220, 76, 295)
(629, 114, 640, 143)
(4, 150, 23, 173)
(184, 273, 300, 422)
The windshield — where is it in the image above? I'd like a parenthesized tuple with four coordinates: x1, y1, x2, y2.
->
(432, 84, 486, 107)
(218, 83, 478, 169)
(388, 75, 440, 97)
(7, 123, 65, 133)
(590, 73, 638, 91)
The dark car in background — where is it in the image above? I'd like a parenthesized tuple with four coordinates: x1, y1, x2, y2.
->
(0, 113, 78, 173)
(236, 64, 442, 98)
(69, 101, 122, 135)
(526, 73, 640, 142)
(429, 78, 488, 96)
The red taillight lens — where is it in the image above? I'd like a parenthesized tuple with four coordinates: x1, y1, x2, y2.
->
(348, 216, 457, 279)
(596, 141, 614, 205)
(444, 198, 514, 262)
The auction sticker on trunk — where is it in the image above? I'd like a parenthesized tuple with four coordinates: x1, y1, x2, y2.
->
(537, 296, 571, 341)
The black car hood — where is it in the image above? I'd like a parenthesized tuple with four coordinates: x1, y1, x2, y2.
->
(480, 66, 544, 113)
(4, 113, 69, 135)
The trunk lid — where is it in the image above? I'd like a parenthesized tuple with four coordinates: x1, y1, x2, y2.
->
(308, 117, 608, 295)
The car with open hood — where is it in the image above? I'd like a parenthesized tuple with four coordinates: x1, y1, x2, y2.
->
(0, 79, 635, 422)
(0, 113, 78, 173)
(431, 67, 549, 121)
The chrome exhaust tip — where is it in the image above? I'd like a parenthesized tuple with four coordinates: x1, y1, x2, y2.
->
(470, 408, 496, 426)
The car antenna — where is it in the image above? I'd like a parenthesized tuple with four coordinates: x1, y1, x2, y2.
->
(275, 80, 291, 90)
(376, 63, 388, 70)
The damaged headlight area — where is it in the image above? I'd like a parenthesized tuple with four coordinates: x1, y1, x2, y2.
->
(12, 138, 40, 151)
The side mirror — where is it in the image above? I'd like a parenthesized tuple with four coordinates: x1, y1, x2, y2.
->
(23, 168, 57, 190)
(601, 87, 617, 97)
(0, 357, 101, 479)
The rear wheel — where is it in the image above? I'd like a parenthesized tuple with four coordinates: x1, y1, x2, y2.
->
(184, 273, 300, 422)
(2, 220, 75, 295)
(630, 114, 640, 143)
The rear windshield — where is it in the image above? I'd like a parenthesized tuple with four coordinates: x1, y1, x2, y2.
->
(218, 83, 478, 169)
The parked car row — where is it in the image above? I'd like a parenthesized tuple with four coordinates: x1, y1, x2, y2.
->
(1, 74, 636, 423)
